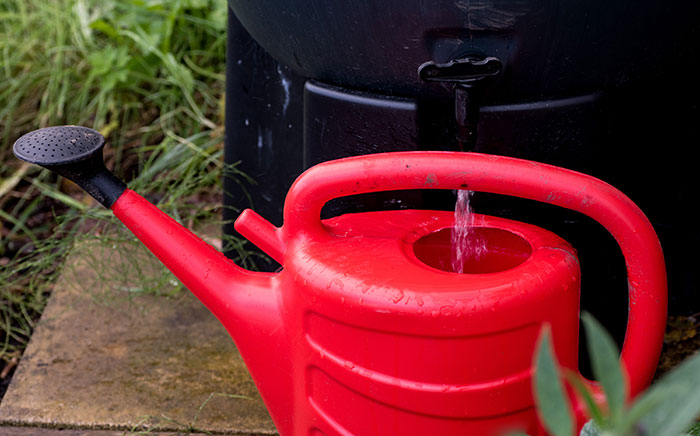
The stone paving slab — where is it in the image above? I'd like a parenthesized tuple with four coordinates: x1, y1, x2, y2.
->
(0, 236, 277, 435)
(0, 427, 211, 436)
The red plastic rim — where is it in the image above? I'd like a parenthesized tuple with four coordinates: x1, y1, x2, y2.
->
(413, 227, 532, 274)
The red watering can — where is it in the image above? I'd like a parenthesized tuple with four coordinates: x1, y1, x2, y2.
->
(14, 126, 666, 436)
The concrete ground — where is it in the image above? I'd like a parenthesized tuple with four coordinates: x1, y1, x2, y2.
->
(0, 234, 277, 435)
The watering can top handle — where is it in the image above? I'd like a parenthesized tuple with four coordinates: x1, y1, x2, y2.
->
(283, 151, 667, 399)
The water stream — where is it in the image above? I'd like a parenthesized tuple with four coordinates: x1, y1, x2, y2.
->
(451, 190, 486, 273)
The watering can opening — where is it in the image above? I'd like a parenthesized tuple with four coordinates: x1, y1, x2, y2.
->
(413, 226, 532, 274)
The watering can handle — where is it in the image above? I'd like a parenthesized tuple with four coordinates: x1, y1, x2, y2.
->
(283, 151, 666, 407)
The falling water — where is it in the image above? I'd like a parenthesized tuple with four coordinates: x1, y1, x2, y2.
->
(451, 190, 486, 273)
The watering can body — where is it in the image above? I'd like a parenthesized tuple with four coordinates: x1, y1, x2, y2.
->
(110, 152, 665, 436)
(275, 210, 580, 436)
(115, 196, 580, 435)
(13, 129, 667, 436)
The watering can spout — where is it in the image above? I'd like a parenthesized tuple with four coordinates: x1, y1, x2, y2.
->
(109, 189, 281, 328)
(111, 189, 292, 428)
(12, 127, 292, 432)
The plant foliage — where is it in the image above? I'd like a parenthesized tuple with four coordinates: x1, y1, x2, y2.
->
(526, 313, 700, 436)
(0, 0, 257, 376)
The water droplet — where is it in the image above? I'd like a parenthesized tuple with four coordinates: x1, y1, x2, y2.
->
(390, 289, 404, 304)
(327, 278, 344, 290)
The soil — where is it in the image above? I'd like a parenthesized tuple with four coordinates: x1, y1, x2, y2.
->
(656, 314, 700, 379)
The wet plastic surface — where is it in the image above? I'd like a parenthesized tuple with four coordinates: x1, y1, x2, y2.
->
(414, 227, 532, 274)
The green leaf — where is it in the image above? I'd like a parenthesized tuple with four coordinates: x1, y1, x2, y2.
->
(687, 422, 700, 436)
(86, 46, 131, 92)
(617, 384, 670, 434)
(90, 19, 119, 41)
(120, 28, 159, 55)
(579, 420, 601, 436)
(87, 48, 117, 76)
(564, 370, 606, 427)
(162, 52, 194, 94)
(582, 312, 626, 425)
(534, 326, 574, 436)
(206, 0, 227, 30)
(633, 350, 700, 436)
(183, 0, 208, 8)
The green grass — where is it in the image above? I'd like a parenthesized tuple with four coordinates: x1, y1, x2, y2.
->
(0, 0, 255, 371)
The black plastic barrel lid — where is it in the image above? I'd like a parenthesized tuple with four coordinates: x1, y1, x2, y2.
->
(12, 126, 126, 208)
(13, 125, 105, 166)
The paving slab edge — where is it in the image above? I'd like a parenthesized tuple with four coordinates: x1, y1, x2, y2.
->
(0, 425, 222, 436)
(0, 418, 277, 436)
